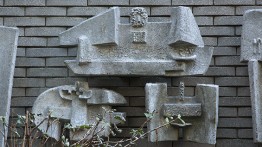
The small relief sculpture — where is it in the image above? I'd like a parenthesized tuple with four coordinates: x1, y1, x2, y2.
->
(32, 81, 127, 141)
(130, 7, 148, 28)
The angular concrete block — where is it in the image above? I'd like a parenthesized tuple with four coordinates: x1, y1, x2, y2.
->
(0, 26, 19, 147)
(145, 83, 219, 145)
(32, 81, 126, 141)
(60, 7, 214, 76)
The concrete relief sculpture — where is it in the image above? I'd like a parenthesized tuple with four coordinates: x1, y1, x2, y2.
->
(32, 81, 126, 141)
(145, 83, 219, 144)
(59, 6, 214, 76)
(241, 9, 262, 143)
(0, 26, 19, 147)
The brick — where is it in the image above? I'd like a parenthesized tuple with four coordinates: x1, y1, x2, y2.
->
(46, 17, 86, 26)
(47, 37, 60, 46)
(218, 118, 252, 128)
(151, 7, 172, 16)
(14, 68, 26, 77)
(18, 37, 47, 46)
(89, 0, 129, 5)
(217, 129, 237, 138)
(216, 139, 257, 147)
(214, 0, 255, 5)
(213, 47, 237, 55)
(46, 78, 87, 87)
(26, 88, 48, 96)
(46, 57, 74, 66)
(206, 67, 235, 76)
(219, 87, 237, 96)
(26, 7, 66, 16)
(11, 97, 36, 107)
(12, 88, 26, 97)
(10, 108, 25, 115)
(120, 7, 150, 16)
(218, 37, 241, 46)
(88, 77, 129, 87)
(129, 97, 145, 106)
(16, 57, 45, 67)
(257, 0, 262, 5)
(173, 141, 214, 147)
(46, 0, 87, 6)
(26, 48, 67, 57)
(195, 17, 213, 25)
(219, 97, 251, 107)
(172, 0, 213, 5)
(172, 77, 214, 86)
(0, 7, 24, 16)
(236, 67, 248, 76)
(203, 37, 217, 46)
(219, 107, 237, 117)
(214, 16, 243, 25)
(4, 17, 45, 26)
(130, 77, 171, 86)
(5, 0, 45, 6)
(67, 7, 108, 16)
(116, 107, 144, 116)
(238, 107, 252, 117)
(215, 77, 249, 86)
(17, 48, 26, 56)
(27, 68, 68, 77)
(68, 47, 77, 56)
(236, 26, 242, 35)
(200, 27, 234, 36)
(130, 0, 171, 5)
(238, 87, 250, 96)
(238, 129, 253, 138)
(193, 6, 235, 15)
(13, 78, 45, 87)
(0, 17, 3, 25)
(0, 0, 2, 5)
(215, 56, 246, 66)
(25, 27, 66, 36)
(168, 87, 195, 96)
(236, 6, 262, 15)
(114, 87, 145, 97)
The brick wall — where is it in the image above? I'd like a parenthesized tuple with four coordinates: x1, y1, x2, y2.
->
(1, 0, 260, 146)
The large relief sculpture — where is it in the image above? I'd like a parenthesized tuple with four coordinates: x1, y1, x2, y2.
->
(0, 26, 19, 147)
(59, 6, 214, 76)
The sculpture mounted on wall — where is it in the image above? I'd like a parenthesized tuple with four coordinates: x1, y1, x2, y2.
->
(59, 6, 214, 76)
(0, 26, 19, 147)
(32, 81, 126, 141)
(145, 82, 219, 145)
(241, 9, 262, 143)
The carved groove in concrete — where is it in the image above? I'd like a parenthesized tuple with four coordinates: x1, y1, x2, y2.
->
(59, 6, 214, 76)
(32, 81, 126, 141)
(145, 83, 219, 145)
(0, 26, 19, 147)
(241, 9, 262, 143)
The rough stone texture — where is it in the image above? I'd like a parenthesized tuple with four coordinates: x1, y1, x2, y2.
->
(145, 83, 219, 144)
(240, 9, 262, 143)
(0, 26, 19, 147)
(32, 81, 126, 140)
(59, 7, 213, 76)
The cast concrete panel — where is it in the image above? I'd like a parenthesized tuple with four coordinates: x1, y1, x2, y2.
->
(0, 26, 19, 147)
(60, 7, 214, 76)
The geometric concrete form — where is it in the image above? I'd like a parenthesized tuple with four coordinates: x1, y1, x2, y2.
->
(0, 26, 19, 147)
(32, 81, 126, 141)
(145, 82, 219, 145)
(241, 9, 262, 143)
(59, 7, 214, 76)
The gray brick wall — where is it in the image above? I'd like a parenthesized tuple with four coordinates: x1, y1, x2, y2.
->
(1, 0, 260, 146)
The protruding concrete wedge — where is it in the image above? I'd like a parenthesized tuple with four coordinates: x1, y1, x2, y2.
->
(60, 6, 214, 76)
(32, 81, 126, 141)
(0, 26, 19, 147)
(240, 9, 262, 143)
(145, 83, 219, 145)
